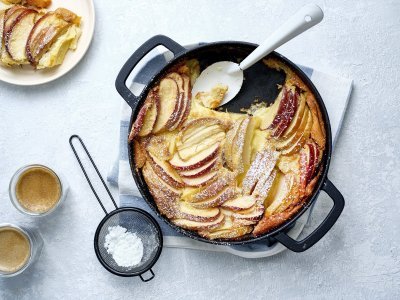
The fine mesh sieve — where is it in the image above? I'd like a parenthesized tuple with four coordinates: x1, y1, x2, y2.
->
(70, 135, 163, 282)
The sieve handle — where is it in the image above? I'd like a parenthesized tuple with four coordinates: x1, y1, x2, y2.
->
(69, 135, 118, 214)
(140, 269, 155, 282)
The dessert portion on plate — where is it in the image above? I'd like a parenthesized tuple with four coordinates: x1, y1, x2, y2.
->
(130, 58, 326, 240)
(0, 0, 81, 69)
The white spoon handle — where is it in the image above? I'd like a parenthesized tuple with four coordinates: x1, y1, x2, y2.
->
(239, 4, 324, 70)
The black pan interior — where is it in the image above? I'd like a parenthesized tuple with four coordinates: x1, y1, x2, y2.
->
(129, 42, 332, 245)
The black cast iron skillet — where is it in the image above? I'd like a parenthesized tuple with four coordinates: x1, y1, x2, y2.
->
(115, 35, 345, 252)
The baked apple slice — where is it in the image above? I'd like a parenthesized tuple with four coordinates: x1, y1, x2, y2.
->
(26, 9, 80, 67)
(3, 6, 26, 34)
(142, 162, 181, 219)
(181, 170, 217, 187)
(233, 205, 264, 221)
(179, 118, 226, 143)
(252, 169, 277, 199)
(172, 213, 224, 231)
(198, 225, 252, 240)
(0, 10, 5, 50)
(147, 152, 184, 189)
(299, 142, 320, 189)
(187, 169, 236, 202)
(242, 148, 279, 195)
(133, 139, 147, 169)
(177, 124, 222, 151)
(224, 119, 243, 170)
(282, 92, 306, 138)
(189, 186, 236, 209)
(169, 143, 219, 171)
(5, 9, 37, 63)
(165, 72, 185, 130)
(270, 87, 299, 138)
(256, 87, 285, 130)
(177, 74, 192, 127)
(231, 117, 252, 173)
(152, 78, 180, 133)
(264, 173, 298, 216)
(178, 133, 225, 160)
(179, 156, 218, 178)
(145, 134, 173, 161)
(2, 6, 26, 65)
(179, 202, 220, 222)
(275, 107, 310, 151)
(129, 89, 159, 140)
(222, 195, 257, 211)
(281, 108, 313, 156)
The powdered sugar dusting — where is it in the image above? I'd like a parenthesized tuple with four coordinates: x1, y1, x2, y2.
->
(104, 226, 144, 268)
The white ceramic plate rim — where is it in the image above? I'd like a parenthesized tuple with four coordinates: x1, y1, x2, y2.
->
(0, 0, 95, 86)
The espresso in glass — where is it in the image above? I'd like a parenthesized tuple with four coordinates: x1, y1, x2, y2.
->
(10, 165, 68, 216)
(0, 226, 30, 274)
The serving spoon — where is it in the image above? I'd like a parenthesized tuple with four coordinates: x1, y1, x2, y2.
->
(192, 4, 324, 106)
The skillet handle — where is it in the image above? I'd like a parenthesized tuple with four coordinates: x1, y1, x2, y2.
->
(274, 178, 345, 252)
(115, 35, 185, 110)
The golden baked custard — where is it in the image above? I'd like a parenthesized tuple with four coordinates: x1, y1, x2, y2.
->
(131, 58, 326, 240)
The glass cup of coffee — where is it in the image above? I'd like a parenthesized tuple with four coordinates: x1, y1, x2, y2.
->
(0, 224, 43, 278)
(9, 164, 69, 216)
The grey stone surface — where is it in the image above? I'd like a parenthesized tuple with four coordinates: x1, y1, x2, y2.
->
(0, 0, 399, 299)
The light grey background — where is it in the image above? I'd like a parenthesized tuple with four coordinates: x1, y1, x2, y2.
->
(0, 0, 399, 299)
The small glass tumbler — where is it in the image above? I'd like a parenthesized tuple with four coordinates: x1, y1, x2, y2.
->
(9, 164, 69, 217)
(0, 224, 44, 278)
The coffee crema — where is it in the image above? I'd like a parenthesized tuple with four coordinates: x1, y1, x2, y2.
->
(0, 227, 30, 273)
(16, 166, 61, 214)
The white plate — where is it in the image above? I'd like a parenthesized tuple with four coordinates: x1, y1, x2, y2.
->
(0, 0, 95, 86)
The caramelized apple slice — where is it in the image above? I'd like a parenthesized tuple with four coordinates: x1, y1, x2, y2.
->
(170, 143, 219, 171)
(222, 195, 257, 211)
(190, 186, 236, 209)
(177, 124, 222, 151)
(179, 202, 220, 222)
(145, 134, 173, 161)
(233, 205, 264, 221)
(271, 88, 299, 138)
(179, 118, 225, 143)
(0, 10, 5, 51)
(181, 170, 217, 187)
(188, 169, 236, 202)
(179, 156, 218, 178)
(142, 162, 181, 219)
(3, 6, 26, 35)
(133, 139, 147, 169)
(242, 117, 259, 171)
(299, 142, 320, 189)
(264, 173, 298, 216)
(281, 108, 313, 156)
(276, 107, 310, 150)
(224, 119, 243, 170)
(198, 226, 252, 240)
(26, 10, 77, 66)
(282, 92, 306, 138)
(172, 213, 224, 230)
(252, 169, 277, 199)
(242, 148, 279, 195)
(129, 89, 159, 139)
(177, 74, 192, 127)
(147, 152, 184, 189)
(152, 78, 180, 133)
(178, 133, 225, 160)
(7, 10, 37, 63)
(257, 87, 285, 130)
